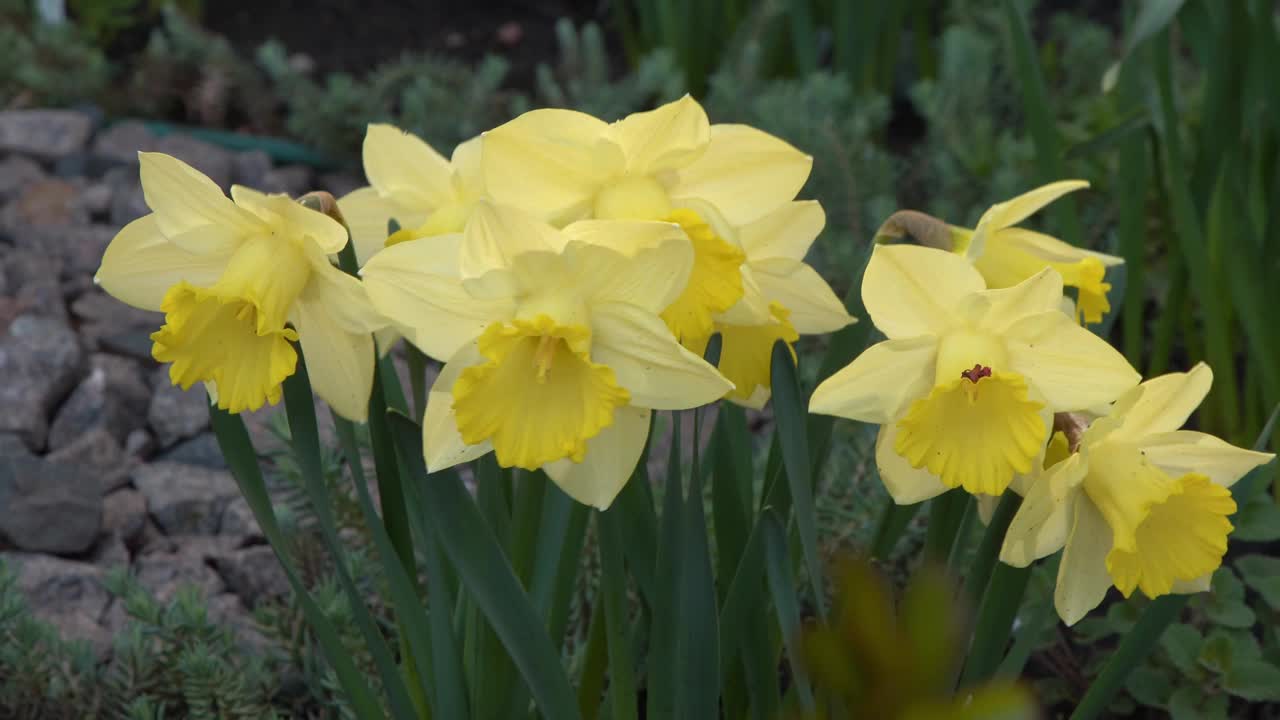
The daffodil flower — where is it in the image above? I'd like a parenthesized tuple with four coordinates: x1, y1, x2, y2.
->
(685, 201, 855, 407)
(481, 95, 812, 344)
(952, 180, 1123, 325)
(338, 124, 483, 265)
(95, 153, 381, 420)
(360, 202, 731, 509)
(1000, 364, 1275, 625)
(808, 245, 1139, 501)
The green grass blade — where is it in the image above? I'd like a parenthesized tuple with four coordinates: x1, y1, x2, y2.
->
(647, 411, 685, 720)
(762, 510, 814, 712)
(576, 598, 608, 719)
(712, 408, 752, 605)
(957, 562, 1032, 688)
(597, 509, 638, 720)
(770, 340, 827, 620)
(869, 499, 922, 560)
(923, 489, 970, 564)
(675, 439, 720, 719)
(387, 412, 582, 720)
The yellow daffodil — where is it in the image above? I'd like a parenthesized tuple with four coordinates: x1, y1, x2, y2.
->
(1000, 364, 1274, 625)
(951, 180, 1123, 325)
(360, 202, 731, 509)
(481, 95, 811, 344)
(95, 153, 381, 420)
(685, 201, 855, 407)
(337, 124, 483, 265)
(808, 245, 1139, 501)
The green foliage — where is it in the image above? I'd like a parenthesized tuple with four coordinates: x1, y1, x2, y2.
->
(0, 2, 111, 107)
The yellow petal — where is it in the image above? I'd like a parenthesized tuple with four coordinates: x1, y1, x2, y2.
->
(737, 200, 825, 262)
(450, 136, 485, 198)
(482, 108, 622, 223)
(609, 94, 710, 175)
(215, 235, 311, 333)
(749, 258, 854, 334)
(361, 234, 515, 361)
(692, 304, 800, 408)
(972, 180, 1089, 241)
(452, 316, 630, 469)
(363, 123, 454, 209)
(298, 245, 385, 335)
(559, 224, 693, 313)
(1003, 310, 1140, 411)
(658, 208, 746, 343)
(992, 226, 1123, 266)
(337, 187, 426, 266)
(1136, 430, 1274, 489)
(544, 406, 651, 509)
(670, 124, 812, 226)
(293, 287, 374, 422)
(862, 244, 983, 338)
(150, 282, 298, 414)
(423, 342, 493, 472)
(967, 268, 1064, 334)
(874, 421, 951, 504)
(809, 336, 937, 424)
(95, 214, 232, 311)
(461, 201, 568, 279)
(975, 228, 1114, 325)
(589, 302, 732, 410)
(1109, 363, 1213, 442)
(894, 370, 1048, 496)
(1054, 498, 1113, 626)
(138, 152, 259, 245)
(1001, 453, 1086, 567)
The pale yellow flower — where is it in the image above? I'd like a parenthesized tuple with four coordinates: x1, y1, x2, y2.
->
(1000, 364, 1275, 625)
(96, 153, 381, 420)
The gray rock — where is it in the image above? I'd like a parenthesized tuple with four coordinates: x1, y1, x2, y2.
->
(211, 544, 287, 608)
(0, 433, 32, 459)
(45, 427, 132, 493)
(0, 552, 112, 657)
(233, 149, 273, 187)
(71, 290, 163, 353)
(1, 249, 66, 322)
(0, 314, 85, 450)
(101, 487, 147, 548)
(90, 121, 156, 167)
(88, 532, 130, 569)
(258, 165, 312, 196)
(218, 495, 260, 539)
(0, 110, 94, 159)
(0, 155, 46, 202)
(75, 182, 113, 217)
(147, 366, 208, 449)
(0, 454, 102, 554)
(153, 134, 234, 189)
(103, 165, 149, 227)
(49, 362, 147, 449)
(158, 432, 226, 469)
(4, 177, 84, 227)
(131, 461, 238, 535)
(50, 224, 115, 280)
(134, 542, 225, 603)
(124, 428, 154, 458)
(207, 591, 271, 652)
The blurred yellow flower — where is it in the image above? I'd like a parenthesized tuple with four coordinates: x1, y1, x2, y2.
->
(481, 95, 812, 343)
(337, 124, 484, 265)
(360, 202, 730, 509)
(95, 153, 381, 420)
(952, 180, 1122, 325)
(1000, 363, 1275, 625)
(809, 244, 1138, 501)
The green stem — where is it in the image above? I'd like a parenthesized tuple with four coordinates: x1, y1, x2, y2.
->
(869, 499, 922, 560)
(958, 562, 1032, 688)
(924, 490, 969, 564)
(1070, 596, 1189, 720)
(960, 493, 1022, 608)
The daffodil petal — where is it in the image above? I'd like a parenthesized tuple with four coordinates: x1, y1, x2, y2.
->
(590, 302, 732, 410)
(1136, 430, 1274, 489)
(1110, 363, 1213, 441)
(482, 108, 621, 223)
(450, 136, 484, 197)
(559, 225, 692, 313)
(969, 268, 1064, 334)
(669, 124, 812, 226)
(293, 290, 374, 422)
(874, 420, 951, 504)
(461, 201, 568, 279)
(975, 180, 1089, 236)
(338, 187, 426, 266)
(862, 244, 983, 338)
(738, 200, 825, 262)
(95, 214, 232, 311)
(1001, 454, 1086, 567)
(995, 227, 1123, 266)
(750, 258, 854, 334)
(229, 185, 350, 255)
(138, 152, 259, 243)
(1004, 310, 1140, 410)
(544, 406, 651, 509)
(609, 95, 710, 175)
(1055, 498, 1114, 626)
(718, 265, 774, 326)
(363, 123, 454, 209)
(424, 342, 493, 471)
(361, 234, 515, 361)
(809, 336, 937, 423)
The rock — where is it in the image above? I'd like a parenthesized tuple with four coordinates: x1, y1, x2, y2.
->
(75, 182, 113, 218)
(211, 544, 287, 608)
(101, 487, 147, 549)
(103, 166, 149, 227)
(154, 134, 234, 189)
(88, 532, 130, 568)
(46, 427, 132, 492)
(90, 121, 156, 167)
(0, 314, 85, 450)
(1, 249, 66, 323)
(134, 541, 225, 603)
(0, 110, 94, 159)
(258, 165, 312, 196)
(0, 552, 112, 658)
(233, 149, 273, 187)
(48, 359, 150, 449)
(0, 433, 32, 459)
(9, 178, 83, 227)
(124, 428, 154, 458)
(131, 461, 238, 535)
(158, 432, 226, 469)
(72, 290, 164, 353)
(218, 495, 260, 539)
(51, 224, 116, 280)
(147, 366, 208, 449)
(207, 592, 271, 651)
(0, 454, 102, 554)
(0, 155, 46, 202)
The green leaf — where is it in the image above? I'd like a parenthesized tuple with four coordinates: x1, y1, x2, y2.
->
(769, 340, 826, 619)
(387, 412, 582, 720)
(1236, 554, 1280, 609)
(1232, 499, 1280, 542)
(1124, 664, 1173, 708)
(1069, 595, 1189, 720)
(1160, 623, 1203, 675)
(869, 498, 922, 560)
(1223, 659, 1280, 701)
(1204, 568, 1256, 628)
(1126, 0, 1187, 54)
(675, 440, 720, 720)
(647, 411, 685, 720)
(596, 509, 637, 720)
(762, 510, 814, 713)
